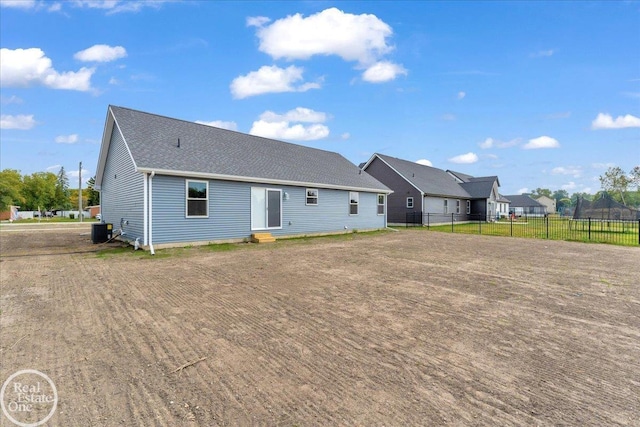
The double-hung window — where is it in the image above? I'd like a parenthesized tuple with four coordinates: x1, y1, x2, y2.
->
(349, 192, 359, 215)
(377, 194, 385, 215)
(406, 197, 414, 208)
(306, 189, 318, 205)
(456, 200, 461, 214)
(443, 199, 448, 214)
(466, 200, 471, 214)
(186, 180, 208, 217)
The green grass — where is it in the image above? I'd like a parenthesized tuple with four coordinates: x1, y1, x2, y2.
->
(3, 217, 98, 224)
(422, 217, 639, 246)
(203, 242, 240, 252)
(280, 229, 389, 243)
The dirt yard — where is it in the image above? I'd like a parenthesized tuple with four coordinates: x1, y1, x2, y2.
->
(1, 224, 639, 426)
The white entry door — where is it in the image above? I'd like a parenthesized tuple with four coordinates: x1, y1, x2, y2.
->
(251, 187, 282, 230)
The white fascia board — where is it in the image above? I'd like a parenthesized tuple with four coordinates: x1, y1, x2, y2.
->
(136, 167, 393, 194)
(94, 106, 138, 190)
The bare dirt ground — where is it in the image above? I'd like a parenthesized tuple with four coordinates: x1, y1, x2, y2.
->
(1, 224, 639, 426)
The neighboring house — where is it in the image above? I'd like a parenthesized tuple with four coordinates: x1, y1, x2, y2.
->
(361, 154, 472, 224)
(95, 106, 391, 250)
(534, 195, 556, 214)
(497, 194, 511, 218)
(447, 171, 503, 220)
(87, 205, 101, 218)
(503, 194, 547, 217)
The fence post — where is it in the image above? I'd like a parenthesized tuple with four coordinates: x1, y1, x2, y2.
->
(427, 213, 430, 228)
(510, 214, 513, 236)
(638, 219, 640, 245)
(479, 216, 482, 234)
(451, 213, 454, 233)
(588, 217, 591, 241)
(546, 215, 549, 239)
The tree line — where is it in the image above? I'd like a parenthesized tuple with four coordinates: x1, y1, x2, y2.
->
(526, 166, 640, 213)
(0, 167, 99, 212)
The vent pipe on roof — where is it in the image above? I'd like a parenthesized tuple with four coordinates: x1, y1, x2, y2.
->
(177, 138, 180, 148)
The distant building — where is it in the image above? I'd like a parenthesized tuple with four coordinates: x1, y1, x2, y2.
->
(534, 195, 556, 214)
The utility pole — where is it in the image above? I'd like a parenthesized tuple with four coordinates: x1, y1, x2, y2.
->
(79, 161, 83, 222)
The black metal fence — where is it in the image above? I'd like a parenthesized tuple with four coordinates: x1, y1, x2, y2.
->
(401, 212, 640, 246)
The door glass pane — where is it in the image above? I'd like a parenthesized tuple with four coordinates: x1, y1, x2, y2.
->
(267, 190, 281, 228)
(251, 187, 266, 229)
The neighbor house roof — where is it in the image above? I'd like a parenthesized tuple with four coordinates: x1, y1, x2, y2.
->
(459, 179, 497, 199)
(502, 194, 544, 207)
(364, 154, 471, 198)
(96, 106, 390, 193)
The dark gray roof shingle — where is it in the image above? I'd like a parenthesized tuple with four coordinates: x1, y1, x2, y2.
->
(373, 154, 471, 198)
(109, 106, 389, 192)
(502, 194, 545, 207)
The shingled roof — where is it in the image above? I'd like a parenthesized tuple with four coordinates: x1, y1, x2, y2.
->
(367, 154, 471, 198)
(97, 106, 390, 193)
(503, 194, 544, 208)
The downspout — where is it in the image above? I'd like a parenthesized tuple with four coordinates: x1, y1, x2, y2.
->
(148, 171, 155, 255)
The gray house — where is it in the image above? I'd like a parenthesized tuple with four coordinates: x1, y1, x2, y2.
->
(503, 194, 547, 217)
(361, 154, 472, 224)
(447, 171, 502, 220)
(95, 106, 391, 250)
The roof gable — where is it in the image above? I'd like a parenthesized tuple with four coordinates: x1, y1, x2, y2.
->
(503, 194, 545, 207)
(97, 106, 389, 193)
(365, 154, 471, 198)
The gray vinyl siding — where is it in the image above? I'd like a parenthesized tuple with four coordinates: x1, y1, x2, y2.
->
(365, 156, 421, 223)
(101, 126, 144, 241)
(149, 175, 385, 244)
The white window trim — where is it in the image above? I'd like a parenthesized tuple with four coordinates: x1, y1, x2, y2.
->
(306, 188, 319, 206)
(444, 199, 449, 214)
(406, 197, 414, 209)
(185, 179, 209, 218)
(456, 199, 461, 214)
(377, 194, 385, 216)
(466, 200, 471, 214)
(349, 191, 359, 216)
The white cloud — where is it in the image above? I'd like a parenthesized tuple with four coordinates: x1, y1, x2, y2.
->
(530, 49, 555, 58)
(55, 134, 79, 144)
(551, 166, 582, 178)
(523, 136, 559, 150)
(74, 44, 127, 62)
(108, 77, 119, 85)
(479, 138, 494, 149)
(1, 95, 23, 104)
(0, 0, 36, 9)
(247, 16, 270, 27)
(622, 92, 640, 99)
(517, 188, 529, 194)
(48, 2, 61, 12)
(195, 120, 238, 131)
(591, 113, 640, 129)
(591, 162, 616, 169)
(0, 114, 36, 130)
(479, 137, 521, 149)
(448, 152, 478, 164)
(362, 61, 407, 83)
(249, 107, 330, 141)
(230, 65, 320, 99)
(46, 164, 62, 171)
(457, 91, 466, 100)
(67, 167, 91, 183)
(250, 121, 329, 141)
(0, 48, 94, 91)
(416, 159, 432, 166)
(259, 107, 328, 123)
(73, 0, 174, 14)
(561, 181, 577, 191)
(340, 132, 350, 140)
(255, 8, 394, 65)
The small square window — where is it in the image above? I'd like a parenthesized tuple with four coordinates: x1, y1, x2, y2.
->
(306, 188, 318, 205)
(349, 192, 359, 215)
(406, 197, 414, 209)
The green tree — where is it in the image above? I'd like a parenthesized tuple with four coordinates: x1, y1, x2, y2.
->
(571, 192, 593, 206)
(86, 176, 100, 206)
(599, 166, 630, 205)
(0, 169, 25, 211)
(55, 167, 72, 210)
(552, 189, 570, 212)
(22, 172, 57, 211)
(531, 188, 552, 198)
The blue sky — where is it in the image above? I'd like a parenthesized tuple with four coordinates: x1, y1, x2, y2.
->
(1, 0, 638, 194)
